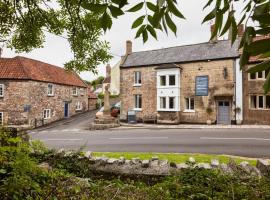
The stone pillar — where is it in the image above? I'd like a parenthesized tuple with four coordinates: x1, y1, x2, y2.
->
(103, 85, 110, 115)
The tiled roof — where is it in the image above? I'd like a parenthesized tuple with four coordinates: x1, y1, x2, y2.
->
(0, 56, 87, 87)
(122, 40, 240, 67)
(249, 36, 270, 63)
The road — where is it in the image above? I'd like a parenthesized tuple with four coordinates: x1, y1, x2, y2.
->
(29, 112, 270, 158)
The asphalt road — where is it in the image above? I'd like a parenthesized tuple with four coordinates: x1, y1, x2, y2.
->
(29, 113, 270, 158)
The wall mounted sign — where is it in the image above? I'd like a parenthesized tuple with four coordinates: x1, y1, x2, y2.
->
(195, 76, 209, 96)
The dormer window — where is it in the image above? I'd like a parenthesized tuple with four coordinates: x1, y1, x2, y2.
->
(47, 84, 54, 96)
(72, 87, 78, 96)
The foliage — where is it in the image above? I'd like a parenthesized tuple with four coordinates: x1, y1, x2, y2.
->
(91, 76, 105, 89)
(206, 107, 213, 115)
(234, 106, 241, 114)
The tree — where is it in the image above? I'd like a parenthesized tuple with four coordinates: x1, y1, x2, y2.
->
(0, 0, 269, 92)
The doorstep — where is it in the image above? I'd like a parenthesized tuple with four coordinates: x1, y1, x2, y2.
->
(119, 123, 270, 130)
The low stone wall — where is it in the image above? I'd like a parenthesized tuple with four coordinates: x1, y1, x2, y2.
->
(56, 151, 270, 177)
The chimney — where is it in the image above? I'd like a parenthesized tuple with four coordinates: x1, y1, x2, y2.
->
(126, 40, 132, 55)
(237, 24, 244, 38)
(210, 25, 218, 42)
(106, 64, 111, 77)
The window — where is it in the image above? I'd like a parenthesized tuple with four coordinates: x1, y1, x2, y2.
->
(47, 84, 54, 96)
(169, 97, 175, 109)
(258, 71, 264, 79)
(80, 88, 85, 96)
(72, 87, 78, 96)
(160, 97, 166, 109)
(75, 102, 82, 110)
(134, 71, 142, 85)
(185, 98, 195, 111)
(160, 76, 166, 86)
(249, 70, 269, 80)
(43, 109, 51, 119)
(258, 96, 264, 109)
(250, 95, 257, 109)
(0, 84, 4, 97)
(249, 73, 256, 80)
(169, 75, 176, 86)
(266, 96, 270, 109)
(134, 95, 142, 110)
(0, 112, 3, 125)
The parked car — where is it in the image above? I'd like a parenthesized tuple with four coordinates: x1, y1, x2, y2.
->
(95, 102, 121, 118)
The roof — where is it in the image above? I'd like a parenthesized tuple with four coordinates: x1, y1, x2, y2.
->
(249, 36, 270, 63)
(121, 40, 240, 67)
(103, 76, 111, 84)
(155, 63, 182, 70)
(87, 87, 97, 99)
(0, 56, 87, 87)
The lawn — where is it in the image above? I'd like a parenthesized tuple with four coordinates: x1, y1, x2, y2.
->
(93, 152, 258, 166)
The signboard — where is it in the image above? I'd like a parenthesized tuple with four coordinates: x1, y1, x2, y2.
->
(127, 110, 137, 124)
(195, 76, 209, 96)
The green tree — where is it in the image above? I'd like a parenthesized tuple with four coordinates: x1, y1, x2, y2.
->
(1, 0, 269, 92)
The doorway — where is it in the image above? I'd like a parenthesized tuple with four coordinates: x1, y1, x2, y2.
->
(217, 101, 231, 124)
(64, 102, 69, 118)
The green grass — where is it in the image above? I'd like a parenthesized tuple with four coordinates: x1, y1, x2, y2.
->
(93, 152, 257, 166)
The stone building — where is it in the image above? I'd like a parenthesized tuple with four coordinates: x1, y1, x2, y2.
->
(242, 36, 270, 125)
(0, 56, 88, 128)
(120, 36, 243, 124)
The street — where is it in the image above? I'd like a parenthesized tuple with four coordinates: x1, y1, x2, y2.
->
(29, 112, 270, 158)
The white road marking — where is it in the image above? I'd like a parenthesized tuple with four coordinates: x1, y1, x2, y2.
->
(41, 139, 83, 141)
(200, 137, 270, 141)
(109, 137, 169, 140)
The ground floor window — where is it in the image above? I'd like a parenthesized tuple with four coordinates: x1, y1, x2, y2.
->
(169, 97, 175, 109)
(250, 95, 270, 110)
(185, 97, 195, 111)
(134, 95, 142, 110)
(0, 112, 3, 125)
(43, 109, 51, 119)
(160, 97, 166, 109)
(75, 101, 82, 110)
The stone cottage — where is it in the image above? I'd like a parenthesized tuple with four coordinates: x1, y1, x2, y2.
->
(120, 31, 244, 124)
(0, 56, 88, 128)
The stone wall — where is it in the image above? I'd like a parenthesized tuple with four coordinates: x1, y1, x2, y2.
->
(243, 65, 270, 124)
(0, 80, 88, 127)
(120, 59, 235, 124)
(88, 98, 97, 111)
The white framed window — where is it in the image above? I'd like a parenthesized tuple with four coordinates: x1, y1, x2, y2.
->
(160, 75, 166, 86)
(250, 95, 257, 109)
(0, 112, 3, 125)
(250, 95, 270, 110)
(134, 94, 142, 110)
(134, 71, 142, 86)
(43, 109, 51, 119)
(169, 75, 176, 86)
(249, 70, 268, 80)
(258, 95, 264, 109)
(75, 101, 82, 110)
(0, 84, 4, 97)
(185, 97, 195, 111)
(47, 83, 54, 96)
(169, 97, 175, 109)
(160, 97, 166, 109)
(80, 88, 85, 96)
(72, 87, 78, 96)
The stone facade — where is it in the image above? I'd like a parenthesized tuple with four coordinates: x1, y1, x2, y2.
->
(243, 65, 270, 124)
(0, 80, 88, 127)
(120, 59, 236, 124)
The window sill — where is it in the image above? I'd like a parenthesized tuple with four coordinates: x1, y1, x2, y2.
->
(133, 84, 142, 87)
(183, 110, 195, 113)
(133, 108, 142, 111)
(249, 108, 270, 111)
(47, 94, 54, 97)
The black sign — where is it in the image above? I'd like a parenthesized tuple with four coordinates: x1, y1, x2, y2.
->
(195, 76, 209, 96)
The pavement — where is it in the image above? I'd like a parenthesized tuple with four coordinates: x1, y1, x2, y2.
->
(29, 112, 270, 158)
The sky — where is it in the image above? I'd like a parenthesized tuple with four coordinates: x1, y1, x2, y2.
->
(2, 0, 241, 81)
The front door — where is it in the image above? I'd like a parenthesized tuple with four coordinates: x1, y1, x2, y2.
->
(64, 102, 69, 118)
(217, 101, 231, 125)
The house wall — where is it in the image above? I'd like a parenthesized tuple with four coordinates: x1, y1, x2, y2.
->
(243, 65, 270, 124)
(88, 98, 97, 111)
(120, 59, 235, 124)
(110, 61, 121, 95)
(0, 80, 88, 127)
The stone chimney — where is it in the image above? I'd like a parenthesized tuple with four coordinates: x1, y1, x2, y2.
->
(106, 64, 111, 77)
(237, 24, 244, 38)
(210, 25, 218, 42)
(126, 40, 132, 55)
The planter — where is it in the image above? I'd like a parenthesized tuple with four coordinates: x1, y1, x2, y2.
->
(206, 120, 212, 125)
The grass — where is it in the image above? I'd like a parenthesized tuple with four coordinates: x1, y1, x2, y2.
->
(93, 152, 258, 166)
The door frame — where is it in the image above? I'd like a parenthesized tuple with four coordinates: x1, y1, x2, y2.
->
(216, 100, 231, 125)
(64, 102, 69, 118)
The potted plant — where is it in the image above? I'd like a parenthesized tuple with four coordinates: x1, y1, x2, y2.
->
(206, 107, 213, 125)
(234, 107, 242, 125)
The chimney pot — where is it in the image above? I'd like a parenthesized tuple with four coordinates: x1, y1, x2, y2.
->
(126, 40, 132, 55)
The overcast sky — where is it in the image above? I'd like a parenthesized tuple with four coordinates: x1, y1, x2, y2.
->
(2, 0, 242, 81)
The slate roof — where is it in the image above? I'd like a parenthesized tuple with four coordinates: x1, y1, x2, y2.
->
(122, 40, 240, 67)
(0, 56, 87, 87)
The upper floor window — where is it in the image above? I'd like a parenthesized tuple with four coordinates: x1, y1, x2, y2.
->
(160, 76, 166, 86)
(75, 101, 82, 110)
(43, 109, 51, 119)
(249, 70, 268, 80)
(134, 94, 142, 110)
(80, 88, 85, 96)
(0, 84, 4, 97)
(169, 75, 176, 86)
(185, 97, 195, 111)
(47, 83, 54, 96)
(0, 112, 3, 125)
(250, 95, 270, 110)
(134, 71, 142, 86)
(72, 87, 78, 96)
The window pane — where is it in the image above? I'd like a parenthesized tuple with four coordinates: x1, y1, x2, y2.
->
(135, 72, 141, 84)
(0, 113, 3, 125)
(258, 71, 263, 79)
(138, 95, 142, 108)
(169, 75, 176, 86)
(250, 73, 256, 79)
(169, 97, 175, 109)
(250, 96, 257, 109)
(0, 85, 3, 96)
(160, 76, 166, 86)
(185, 98, 189, 110)
(190, 98, 195, 110)
(224, 102, 229, 106)
(218, 102, 223, 106)
(135, 95, 142, 108)
(258, 96, 264, 108)
(266, 96, 270, 109)
(160, 97, 166, 109)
